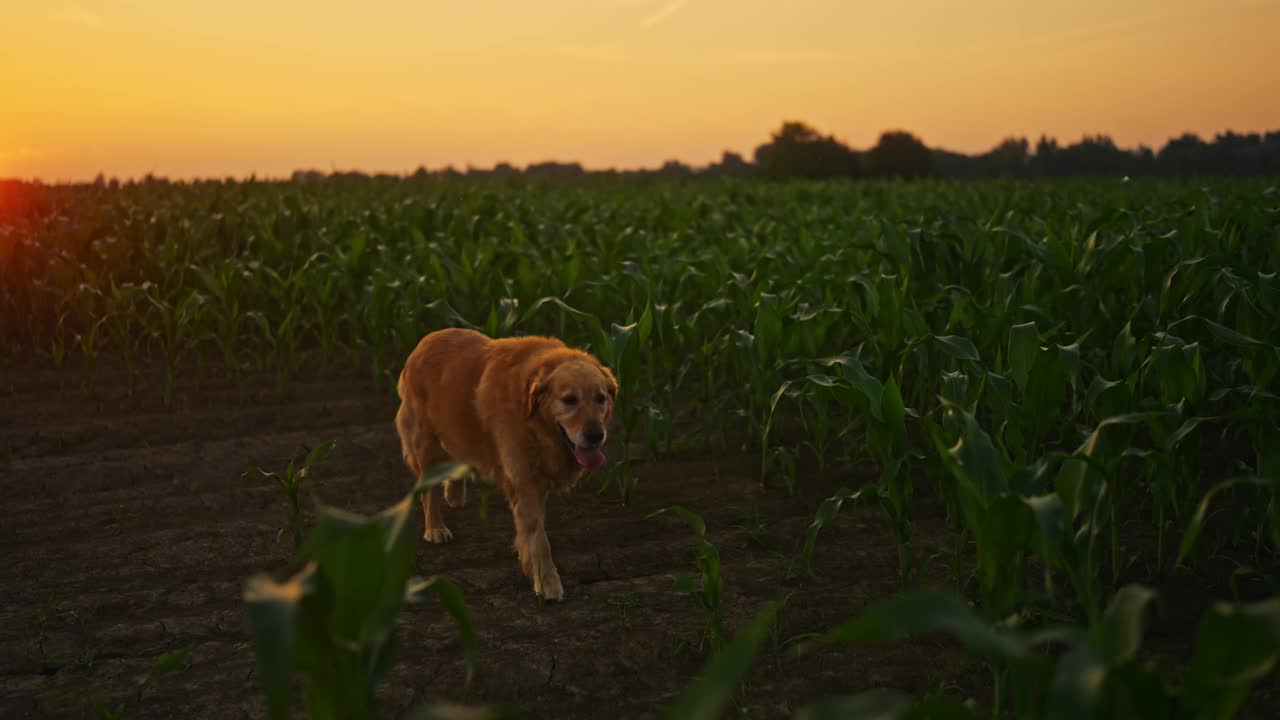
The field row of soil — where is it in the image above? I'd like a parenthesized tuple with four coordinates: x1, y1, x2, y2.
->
(0, 365, 994, 719)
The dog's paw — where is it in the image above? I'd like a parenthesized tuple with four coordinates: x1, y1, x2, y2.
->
(444, 477, 468, 508)
(423, 526, 454, 543)
(533, 569, 565, 601)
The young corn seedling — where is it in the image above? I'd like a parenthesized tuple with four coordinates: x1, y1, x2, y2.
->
(663, 601, 780, 720)
(761, 380, 804, 495)
(800, 486, 867, 575)
(649, 506, 725, 653)
(244, 440, 336, 552)
(90, 647, 192, 720)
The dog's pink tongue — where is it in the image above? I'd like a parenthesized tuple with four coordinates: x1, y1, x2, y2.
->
(573, 446, 606, 469)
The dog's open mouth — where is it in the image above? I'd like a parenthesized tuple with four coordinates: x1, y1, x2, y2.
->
(560, 426, 606, 469)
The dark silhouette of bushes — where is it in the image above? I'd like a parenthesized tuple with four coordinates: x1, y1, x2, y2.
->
(937, 130, 1280, 179)
(753, 122, 862, 179)
(866, 131, 936, 178)
(17, 122, 1279, 186)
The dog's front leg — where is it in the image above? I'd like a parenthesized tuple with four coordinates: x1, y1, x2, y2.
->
(510, 481, 563, 601)
(420, 483, 453, 543)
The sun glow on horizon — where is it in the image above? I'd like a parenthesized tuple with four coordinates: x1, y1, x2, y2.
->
(2, 0, 1278, 181)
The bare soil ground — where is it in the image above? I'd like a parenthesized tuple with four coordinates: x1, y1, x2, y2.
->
(0, 365, 976, 719)
(3, 365, 1247, 719)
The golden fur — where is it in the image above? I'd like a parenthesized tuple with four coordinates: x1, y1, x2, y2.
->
(395, 328, 617, 600)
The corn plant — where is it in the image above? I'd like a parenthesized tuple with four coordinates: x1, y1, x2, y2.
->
(90, 647, 191, 720)
(649, 506, 726, 653)
(597, 303, 652, 503)
(799, 585, 1280, 720)
(7, 176, 1280, 717)
(800, 486, 867, 574)
(663, 601, 780, 720)
(805, 355, 915, 584)
(244, 461, 480, 720)
(244, 440, 337, 551)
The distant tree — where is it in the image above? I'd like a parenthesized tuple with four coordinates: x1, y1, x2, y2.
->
(703, 150, 753, 177)
(1031, 136, 1059, 176)
(1032, 135, 1139, 176)
(1157, 133, 1211, 176)
(930, 148, 975, 177)
(753, 121, 861, 179)
(1136, 145, 1156, 164)
(866, 131, 936, 178)
(656, 159, 694, 178)
(525, 161, 585, 179)
(987, 137, 1031, 176)
(464, 162, 521, 178)
(1060, 135, 1129, 175)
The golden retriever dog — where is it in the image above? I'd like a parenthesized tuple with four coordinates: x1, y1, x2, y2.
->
(395, 328, 617, 600)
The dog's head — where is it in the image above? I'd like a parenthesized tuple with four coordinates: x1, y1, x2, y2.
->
(526, 351, 618, 470)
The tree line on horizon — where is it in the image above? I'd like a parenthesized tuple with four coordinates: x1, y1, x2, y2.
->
(366, 121, 1278, 181)
(4, 121, 1278, 194)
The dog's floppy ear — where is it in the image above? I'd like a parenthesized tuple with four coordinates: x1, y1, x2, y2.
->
(599, 362, 619, 401)
(526, 367, 549, 418)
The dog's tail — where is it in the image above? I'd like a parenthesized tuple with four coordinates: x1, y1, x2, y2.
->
(394, 366, 418, 477)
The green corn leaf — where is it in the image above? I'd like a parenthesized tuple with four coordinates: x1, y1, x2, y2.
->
(1008, 321, 1041, 391)
(408, 576, 478, 689)
(665, 602, 779, 720)
(1111, 321, 1137, 377)
(304, 440, 337, 469)
(648, 505, 708, 538)
(817, 355, 886, 421)
(881, 376, 908, 455)
(425, 299, 479, 330)
(244, 567, 313, 720)
(950, 408, 1008, 501)
(147, 646, 192, 681)
(935, 335, 980, 363)
(1179, 597, 1280, 720)
(637, 297, 654, 344)
(412, 461, 471, 497)
(1045, 642, 1106, 720)
(1177, 476, 1271, 565)
(1168, 314, 1269, 348)
(1099, 585, 1157, 666)
(808, 589, 1029, 662)
(803, 486, 866, 565)
(1023, 493, 1065, 562)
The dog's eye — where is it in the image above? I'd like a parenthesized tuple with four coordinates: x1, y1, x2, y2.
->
(595, 392, 606, 404)
(562, 395, 578, 406)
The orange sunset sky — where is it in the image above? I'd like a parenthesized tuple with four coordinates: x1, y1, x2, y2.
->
(2, 0, 1278, 181)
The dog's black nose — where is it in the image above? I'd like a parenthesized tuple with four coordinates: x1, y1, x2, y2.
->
(583, 426, 605, 447)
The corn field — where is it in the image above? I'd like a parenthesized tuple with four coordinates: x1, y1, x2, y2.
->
(2, 176, 1278, 719)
